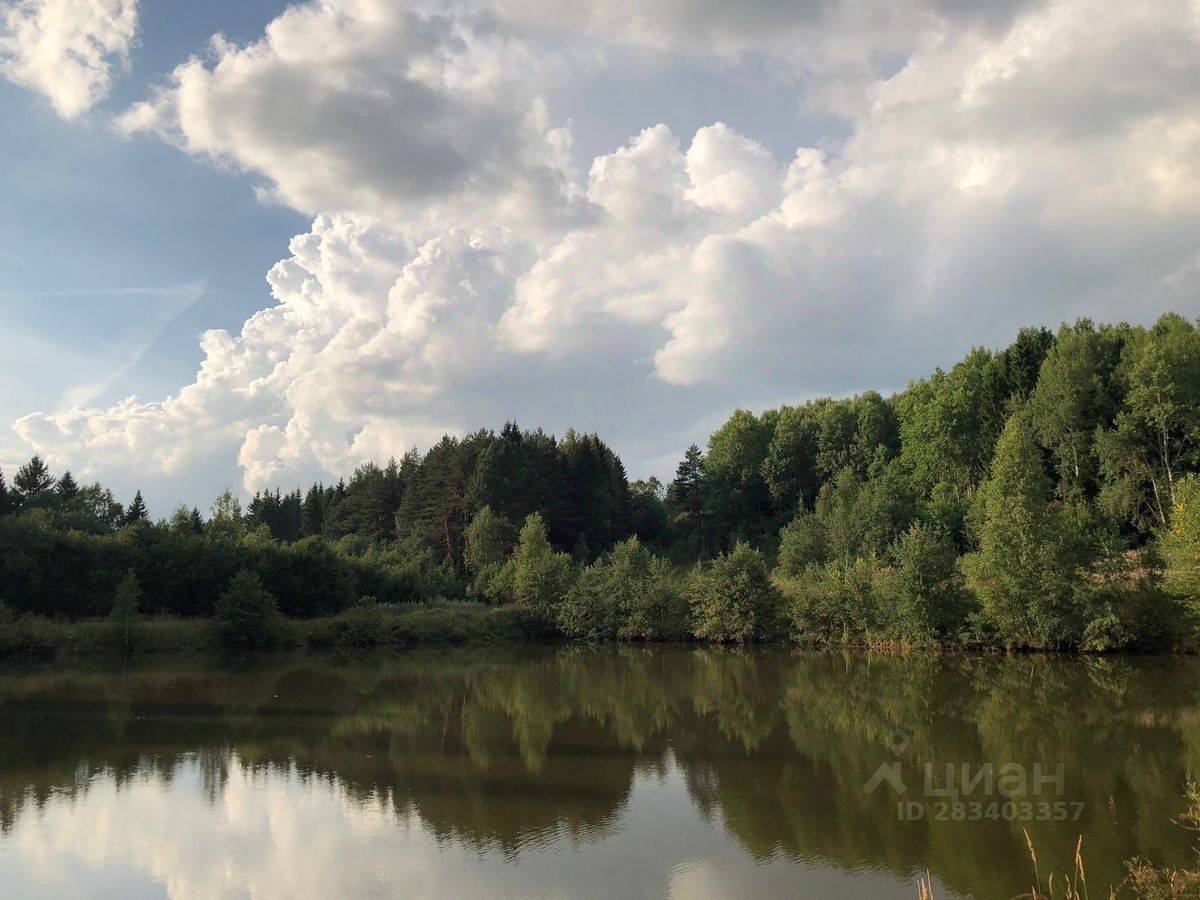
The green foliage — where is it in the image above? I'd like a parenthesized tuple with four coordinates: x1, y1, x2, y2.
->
(875, 524, 967, 643)
(776, 510, 827, 577)
(896, 349, 1007, 495)
(783, 558, 878, 645)
(1027, 320, 1124, 497)
(557, 537, 688, 641)
(762, 405, 820, 514)
(206, 490, 245, 543)
(962, 411, 1089, 648)
(109, 568, 140, 651)
(214, 569, 281, 648)
(1162, 474, 1200, 602)
(509, 512, 574, 618)
(689, 542, 781, 643)
(464, 505, 513, 573)
(1098, 315, 1200, 530)
(703, 411, 774, 542)
(4, 316, 1200, 652)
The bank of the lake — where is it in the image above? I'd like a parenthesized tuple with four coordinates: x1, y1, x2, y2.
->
(0, 603, 553, 661)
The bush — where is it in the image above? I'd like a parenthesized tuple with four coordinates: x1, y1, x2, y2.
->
(784, 558, 877, 645)
(557, 537, 689, 641)
(214, 569, 282, 648)
(873, 524, 967, 644)
(0, 613, 58, 660)
(689, 542, 781, 643)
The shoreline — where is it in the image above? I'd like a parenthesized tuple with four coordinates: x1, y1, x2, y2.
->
(2, 604, 1192, 664)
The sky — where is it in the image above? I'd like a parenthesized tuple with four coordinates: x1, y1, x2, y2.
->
(1, 0, 1198, 515)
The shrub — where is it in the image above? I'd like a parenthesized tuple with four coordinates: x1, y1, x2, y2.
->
(689, 542, 781, 643)
(557, 537, 688, 641)
(214, 569, 281, 648)
(784, 558, 877, 645)
(873, 523, 967, 644)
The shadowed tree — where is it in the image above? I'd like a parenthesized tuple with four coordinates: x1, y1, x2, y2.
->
(121, 490, 148, 526)
(14, 455, 54, 501)
(55, 470, 79, 502)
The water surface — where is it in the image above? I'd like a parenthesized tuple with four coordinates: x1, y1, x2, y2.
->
(1, 647, 1197, 898)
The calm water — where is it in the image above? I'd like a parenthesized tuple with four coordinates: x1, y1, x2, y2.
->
(0, 647, 1198, 899)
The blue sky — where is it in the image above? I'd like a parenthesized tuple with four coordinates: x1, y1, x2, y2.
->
(2, 0, 1198, 514)
(0, 1, 302, 455)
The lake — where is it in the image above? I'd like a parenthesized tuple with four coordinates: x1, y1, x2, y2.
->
(0, 646, 1197, 898)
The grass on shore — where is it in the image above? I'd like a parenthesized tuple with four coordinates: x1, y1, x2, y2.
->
(0, 602, 552, 661)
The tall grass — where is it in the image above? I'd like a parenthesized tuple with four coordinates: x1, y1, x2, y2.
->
(917, 786, 1200, 899)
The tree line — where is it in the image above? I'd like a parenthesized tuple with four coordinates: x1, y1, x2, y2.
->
(2, 314, 1200, 650)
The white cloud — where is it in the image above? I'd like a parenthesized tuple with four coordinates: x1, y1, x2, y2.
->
(0, 0, 137, 118)
(117, 0, 580, 234)
(11, 0, 1200, 503)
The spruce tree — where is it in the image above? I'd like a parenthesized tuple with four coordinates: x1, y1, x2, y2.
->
(301, 483, 326, 536)
(14, 455, 54, 498)
(668, 444, 706, 552)
(56, 470, 79, 501)
(122, 490, 149, 526)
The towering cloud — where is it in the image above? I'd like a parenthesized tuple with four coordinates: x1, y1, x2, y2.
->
(12, 0, 1200, 502)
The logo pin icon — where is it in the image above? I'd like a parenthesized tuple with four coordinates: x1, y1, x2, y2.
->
(889, 728, 911, 757)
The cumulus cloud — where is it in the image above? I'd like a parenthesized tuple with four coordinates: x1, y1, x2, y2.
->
(0, 0, 137, 118)
(484, 0, 1044, 54)
(116, 0, 579, 233)
(12, 0, 1200, 503)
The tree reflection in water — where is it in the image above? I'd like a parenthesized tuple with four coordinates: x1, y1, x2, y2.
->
(1, 647, 1198, 898)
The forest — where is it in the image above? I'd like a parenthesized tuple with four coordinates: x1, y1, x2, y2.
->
(2, 313, 1200, 652)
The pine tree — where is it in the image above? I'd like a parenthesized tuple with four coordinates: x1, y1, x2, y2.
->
(668, 444, 706, 547)
(56, 470, 79, 501)
(301, 483, 326, 537)
(0, 468, 10, 515)
(122, 490, 149, 526)
(14, 455, 54, 499)
(215, 569, 280, 647)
